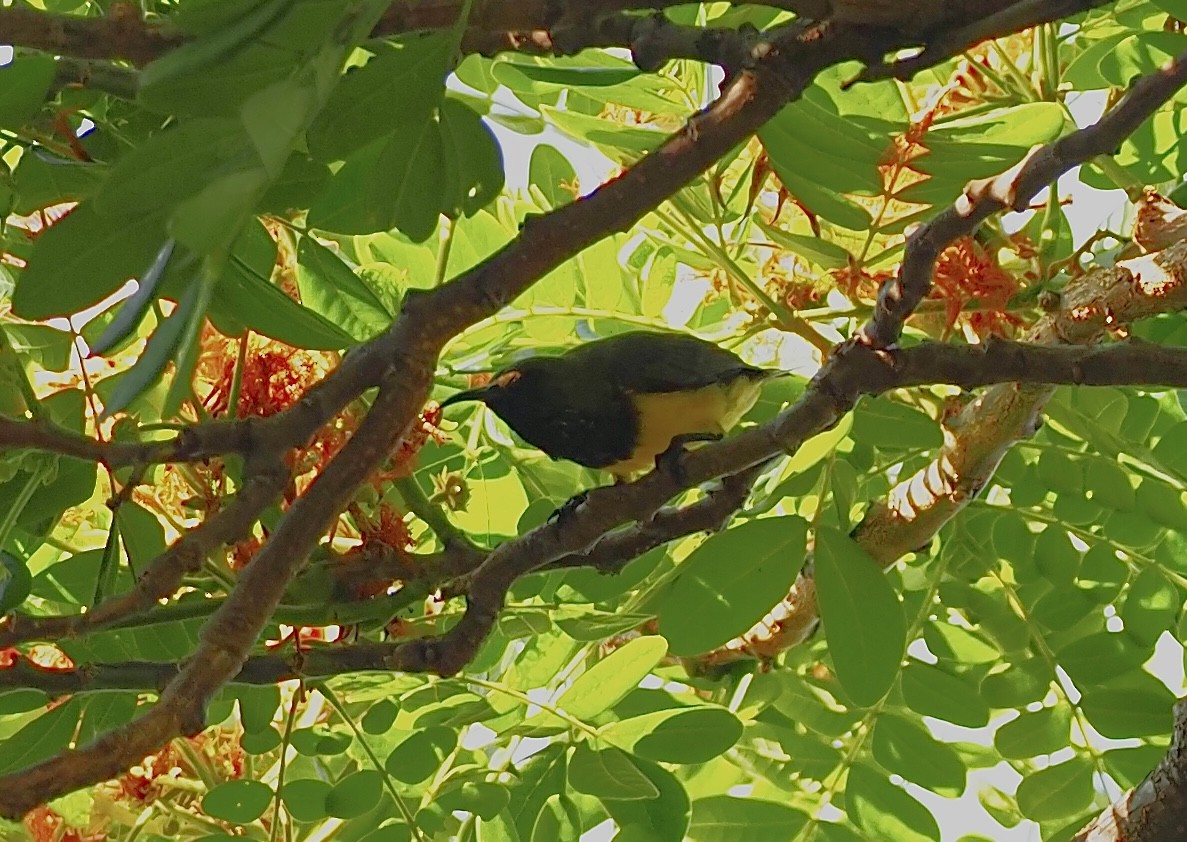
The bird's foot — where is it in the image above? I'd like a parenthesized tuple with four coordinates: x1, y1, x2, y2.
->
(655, 432, 723, 484)
(549, 490, 590, 525)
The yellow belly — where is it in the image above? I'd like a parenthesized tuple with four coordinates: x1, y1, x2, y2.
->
(605, 377, 763, 480)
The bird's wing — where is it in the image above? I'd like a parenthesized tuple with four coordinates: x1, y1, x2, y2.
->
(573, 332, 771, 394)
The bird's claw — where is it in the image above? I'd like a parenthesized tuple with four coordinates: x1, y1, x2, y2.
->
(655, 432, 723, 485)
(549, 490, 590, 524)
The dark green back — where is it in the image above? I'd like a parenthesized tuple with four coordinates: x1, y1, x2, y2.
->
(563, 332, 765, 394)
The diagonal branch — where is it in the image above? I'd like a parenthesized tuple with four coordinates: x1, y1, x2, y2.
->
(0, 1, 1135, 819)
(862, 42, 1187, 349)
(0, 16, 867, 820)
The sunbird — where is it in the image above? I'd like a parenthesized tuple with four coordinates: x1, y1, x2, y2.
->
(440, 331, 781, 481)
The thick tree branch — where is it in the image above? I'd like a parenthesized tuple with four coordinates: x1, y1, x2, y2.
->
(0, 2, 1134, 819)
(1073, 697, 1187, 841)
(719, 240, 1187, 663)
(0, 15, 869, 819)
(0, 5, 182, 67)
(854, 0, 1113, 82)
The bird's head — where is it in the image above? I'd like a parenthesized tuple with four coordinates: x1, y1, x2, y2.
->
(439, 357, 560, 423)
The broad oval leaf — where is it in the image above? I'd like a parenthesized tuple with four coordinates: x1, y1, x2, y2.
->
(870, 714, 966, 793)
(601, 756, 691, 842)
(567, 743, 659, 801)
(1015, 757, 1094, 822)
(847, 764, 939, 842)
(1080, 683, 1174, 738)
(902, 661, 990, 727)
(556, 635, 667, 720)
(325, 770, 384, 819)
(994, 706, 1072, 759)
(850, 397, 941, 450)
(280, 774, 332, 821)
(295, 236, 392, 342)
(814, 527, 906, 706)
(202, 780, 273, 824)
(688, 796, 808, 842)
(602, 707, 743, 764)
(13, 203, 167, 320)
(385, 726, 456, 783)
(657, 516, 807, 656)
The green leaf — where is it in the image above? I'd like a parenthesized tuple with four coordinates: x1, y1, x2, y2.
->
(0, 700, 81, 774)
(759, 97, 886, 196)
(994, 707, 1072, 759)
(202, 780, 273, 824)
(385, 726, 456, 783)
(530, 794, 581, 842)
(308, 35, 453, 162)
(687, 796, 808, 842)
(1057, 632, 1145, 688)
(850, 397, 941, 450)
(439, 97, 505, 217)
(601, 757, 690, 842)
(0, 55, 56, 126)
(657, 517, 807, 656)
(542, 106, 666, 162)
(367, 122, 445, 241)
(89, 240, 176, 357)
(847, 764, 939, 842)
(93, 119, 253, 220)
(567, 743, 660, 800)
(211, 221, 354, 350)
(528, 144, 577, 209)
(554, 609, 658, 642)
(12, 203, 167, 320)
(309, 127, 443, 239)
(363, 700, 399, 734)
(325, 770, 383, 819)
(281, 778, 332, 822)
(1122, 567, 1179, 646)
(139, 45, 292, 118)
(602, 707, 743, 764)
(1034, 526, 1080, 584)
(494, 61, 638, 91)
(814, 527, 906, 706)
(556, 635, 667, 720)
(923, 621, 1000, 664)
(436, 781, 511, 821)
(168, 168, 268, 253)
(1097, 31, 1187, 88)
(1080, 684, 1174, 738)
(296, 236, 392, 341)
(477, 811, 522, 842)
(870, 714, 966, 792)
(101, 276, 205, 416)
(0, 551, 32, 613)
(755, 220, 852, 270)
(140, 0, 290, 90)
(901, 661, 990, 727)
(241, 728, 282, 755)
(290, 725, 351, 755)
(1105, 745, 1166, 789)
(1015, 757, 1093, 822)
(12, 151, 106, 215)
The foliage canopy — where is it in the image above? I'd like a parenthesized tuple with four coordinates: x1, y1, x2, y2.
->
(2, 1, 1187, 841)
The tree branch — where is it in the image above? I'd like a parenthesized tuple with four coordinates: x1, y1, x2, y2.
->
(862, 41, 1187, 348)
(0, 2, 1136, 818)
(1072, 697, 1187, 841)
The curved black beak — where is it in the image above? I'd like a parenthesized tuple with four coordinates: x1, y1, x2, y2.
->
(439, 386, 490, 410)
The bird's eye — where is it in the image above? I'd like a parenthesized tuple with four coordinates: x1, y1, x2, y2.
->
(491, 370, 521, 389)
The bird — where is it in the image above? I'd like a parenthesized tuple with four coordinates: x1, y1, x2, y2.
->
(439, 331, 781, 481)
